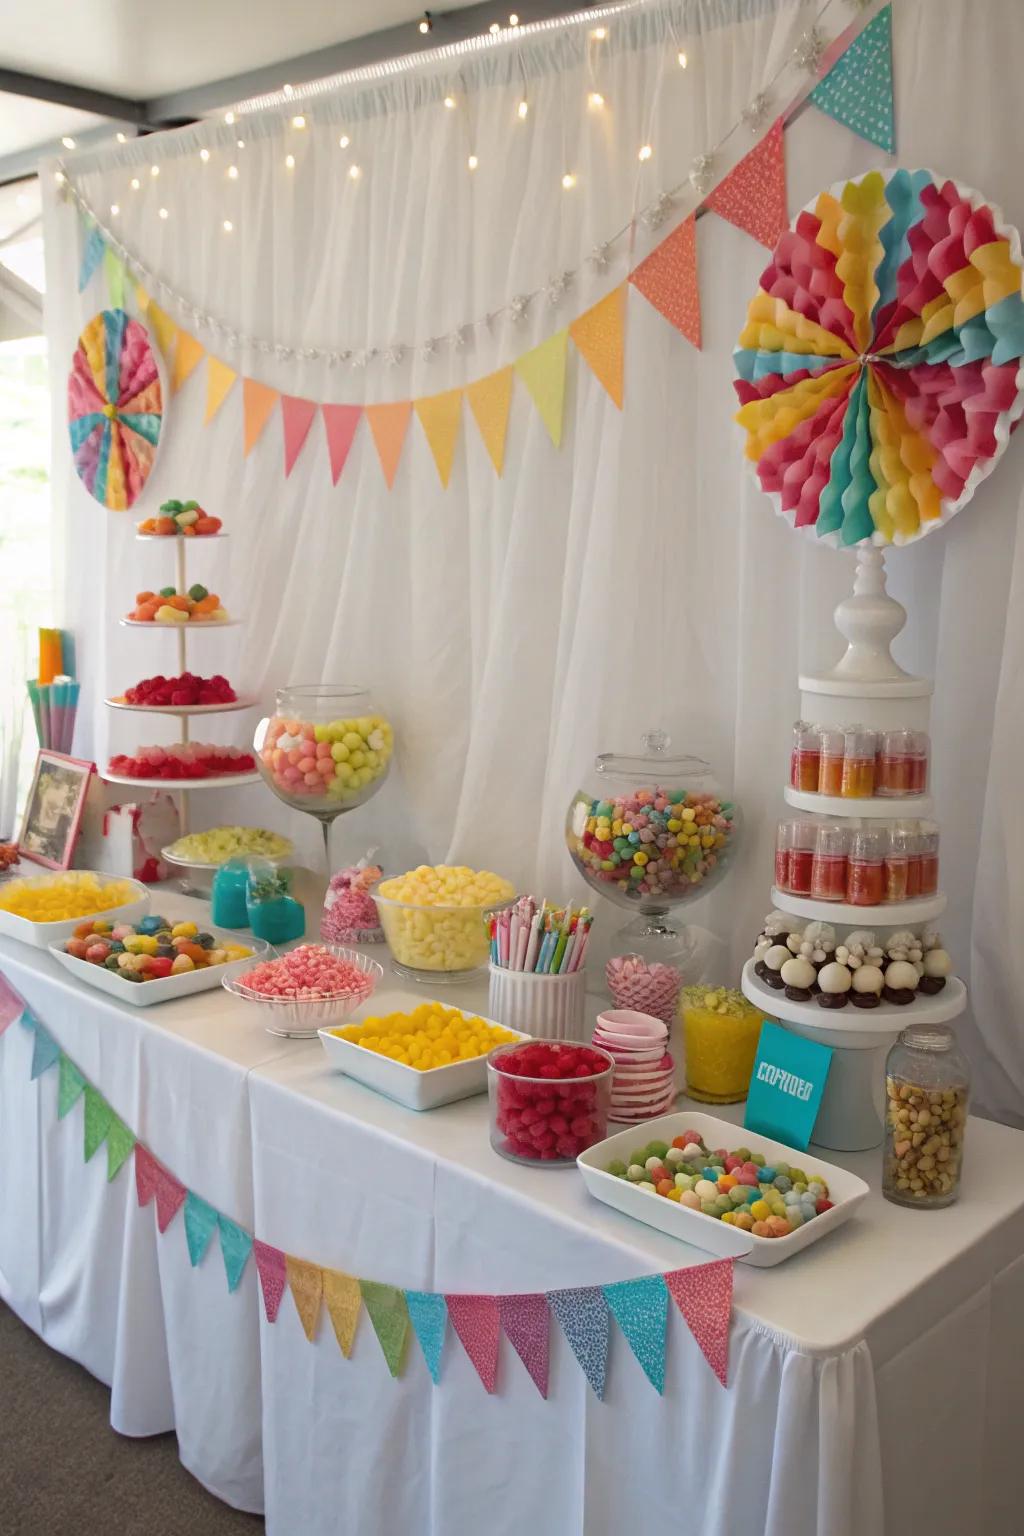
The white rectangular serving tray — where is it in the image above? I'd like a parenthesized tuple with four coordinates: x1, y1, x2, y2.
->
(577, 1111, 869, 1268)
(319, 1012, 531, 1111)
(0, 872, 150, 950)
(49, 928, 269, 1007)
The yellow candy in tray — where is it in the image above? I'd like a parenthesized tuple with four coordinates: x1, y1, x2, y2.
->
(334, 1002, 518, 1070)
(0, 872, 138, 923)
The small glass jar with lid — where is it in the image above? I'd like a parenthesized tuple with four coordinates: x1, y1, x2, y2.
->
(883, 1024, 970, 1208)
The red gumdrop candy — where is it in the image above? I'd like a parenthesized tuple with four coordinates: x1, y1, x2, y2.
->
(571, 1116, 596, 1138)
(556, 1135, 582, 1159)
(682, 1130, 703, 1146)
(510, 1138, 540, 1159)
(533, 1130, 556, 1151)
(549, 1115, 569, 1135)
(816, 1199, 834, 1214)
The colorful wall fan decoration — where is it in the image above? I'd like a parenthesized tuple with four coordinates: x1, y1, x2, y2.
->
(68, 309, 163, 510)
(733, 169, 1024, 547)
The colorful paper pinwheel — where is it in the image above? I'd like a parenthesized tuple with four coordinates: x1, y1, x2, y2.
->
(734, 169, 1024, 546)
(68, 309, 163, 510)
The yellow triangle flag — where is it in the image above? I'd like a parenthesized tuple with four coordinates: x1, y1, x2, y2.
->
(242, 377, 280, 456)
(147, 302, 178, 359)
(171, 331, 205, 394)
(414, 388, 462, 489)
(465, 367, 513, 475)
(514, 330, 569, 448)
(205, 356, 238, 424)
(569, 286, 625, 409)
(323, 1269, 362, 1359)
(134, 283, 151, 314)
(365, 401, 412, 489)
(285, 1256, 323, 1342)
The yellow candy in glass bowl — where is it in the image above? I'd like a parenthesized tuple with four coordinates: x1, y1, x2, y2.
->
(372, 865, 515, 983)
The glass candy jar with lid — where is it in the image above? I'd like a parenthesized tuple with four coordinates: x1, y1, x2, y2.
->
(883, 1024, 970, 1209)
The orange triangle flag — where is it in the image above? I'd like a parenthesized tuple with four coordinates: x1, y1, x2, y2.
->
(147, 301, 178, 359)
(242, 378, 280, 456)
(365, 401, 412, 489)
(465, 367, 513, 475)
(205, 357, 237, 424)
(705, 119, 788, 249)
(629, 215, 701, 350)
(285, 1256, 323, 1343)
(414, 388, 462, 488)
(569, 286, 625, 408)
(171, 331, 205, 394)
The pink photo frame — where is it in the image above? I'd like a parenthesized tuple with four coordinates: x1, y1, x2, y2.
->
(17, 751, 95, 870)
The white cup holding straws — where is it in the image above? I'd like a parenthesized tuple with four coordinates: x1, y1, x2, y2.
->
(488, 965, 587, 1041)
(486, 894, 592, 1040)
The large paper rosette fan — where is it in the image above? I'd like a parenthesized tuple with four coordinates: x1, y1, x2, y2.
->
(734, 169, 1024, 546)
(68, 308, 163, 510)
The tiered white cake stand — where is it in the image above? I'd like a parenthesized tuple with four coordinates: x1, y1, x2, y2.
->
(741, 548, 966, 1152)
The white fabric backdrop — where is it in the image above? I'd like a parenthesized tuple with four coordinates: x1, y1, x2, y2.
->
(42, 0, 1024, 1121)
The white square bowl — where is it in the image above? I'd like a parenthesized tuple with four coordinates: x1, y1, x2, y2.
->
(318, 1012, 531, 1110)
(576, 1110, 869, 1267)
(48, 928, 269, 1007)
(0, 872, 150, 950)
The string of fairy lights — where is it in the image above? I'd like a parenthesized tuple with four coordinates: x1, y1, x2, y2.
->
(56, 0, 878, 369)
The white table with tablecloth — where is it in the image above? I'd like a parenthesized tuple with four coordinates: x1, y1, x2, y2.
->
(1, 893, 1022, 1536)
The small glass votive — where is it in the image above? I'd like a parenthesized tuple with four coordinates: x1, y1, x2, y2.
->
(487, 1039, 614, 1165)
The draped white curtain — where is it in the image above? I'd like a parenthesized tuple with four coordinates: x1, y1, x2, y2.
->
(43, 0, 1024, 1122)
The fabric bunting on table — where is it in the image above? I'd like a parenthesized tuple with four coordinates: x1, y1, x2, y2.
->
(446, 1293, 501, 1393)
(359, 1281, 410, 1377)
(603, 1274, 669, 1394)
(546, 1286, 609, 1400)
(253, 1240, 288, 1324)
(83, 1083, 113, 1164)
(287, 1256, 324, 1341)
(104, 1115, 136, 1182)
(135, 1144, 187, 1233)
(0, 973, 25, 1034)
(405, 1290, 448, 1384)
(323, 1269, 363, 1358)
(499, 1293, 550, 1399)
(57, 1054, 86, 1119)
(184, 1191, 220, 1267)
(29, 1017, 62, 1080)
(218, 1216, 253, 1293)
(664, 1260, 734, 1387)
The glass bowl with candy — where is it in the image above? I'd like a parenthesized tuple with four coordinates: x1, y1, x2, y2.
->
(487, 1039, 616, 1165)
(221, 943, 384, 1038)
(371, 864, 516, 984)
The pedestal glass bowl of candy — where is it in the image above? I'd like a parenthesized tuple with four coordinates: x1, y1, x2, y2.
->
(565, 731, 740, 975)
(254, 685, 394, 875)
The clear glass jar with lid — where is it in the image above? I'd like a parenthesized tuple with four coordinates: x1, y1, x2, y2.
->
(883, 1023, 970, 1208)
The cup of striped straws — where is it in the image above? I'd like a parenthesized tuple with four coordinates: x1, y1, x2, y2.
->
(486, 898, 592, 1042)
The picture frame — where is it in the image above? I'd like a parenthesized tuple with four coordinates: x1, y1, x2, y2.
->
(17, 751, 95, 870)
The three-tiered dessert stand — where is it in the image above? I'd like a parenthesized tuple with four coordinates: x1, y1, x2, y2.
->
(741, 549, 966, 1152)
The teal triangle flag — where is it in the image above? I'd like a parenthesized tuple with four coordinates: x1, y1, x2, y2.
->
(30, 1022, 62, 1080)
(602, 1275, 669, 1393)
(810, 6, 894, 153)
(106, 1117, 136, 1181)
(57, 1054, 86, 1119)
(184, 1192, 219, 1267)
(83, 1084, 113, 1162)
(405, 1291, 448, 1384)
(78, 222, 106, 292)
(217, 1215, 253, 1292)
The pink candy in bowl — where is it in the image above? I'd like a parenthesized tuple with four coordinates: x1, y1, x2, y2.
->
(254, 684, 394, 815)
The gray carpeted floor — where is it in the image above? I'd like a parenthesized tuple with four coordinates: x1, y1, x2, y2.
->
(0, 1301, 265, 1535)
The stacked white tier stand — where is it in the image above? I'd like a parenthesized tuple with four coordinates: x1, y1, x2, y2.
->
(102, 532, 259, 849)
(741, 547, 966, 1152)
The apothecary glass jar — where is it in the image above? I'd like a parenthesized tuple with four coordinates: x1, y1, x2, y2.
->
(883, 1024, 970, 1208)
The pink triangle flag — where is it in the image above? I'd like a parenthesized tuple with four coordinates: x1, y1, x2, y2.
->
(705, 118, 788, 249)
(446, 1294, 500, 1394)
(281, 395, 318, 477)
(134, 1146, 186, 1234)
(664, 1260, 734, 1387)
(0, 972, 25, 1034)
(498, 1293, 549, 1399)
(321, 403, 362, 485)
(253, 1239, 288, 1324)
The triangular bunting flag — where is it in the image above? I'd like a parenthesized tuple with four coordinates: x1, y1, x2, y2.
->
(287, 1256, 324, 1341)
(664, 1260, 734, 1387)
(105, 1117, 136, 1181)
(499, 1293, 550, 1399)
(253, 1240, 288, 1323)
(810, 5, 895, 153)
(323, 1269, 362, 1358)
(465, 366, 513, 475)
(242, 378, 280, 456)
(171, 331, 206, 394)
(82, 1084, 113, 1162)
(405, 1291, 448, 1385)
(104, 247, 126, 309)
(134, 284, 151, 314)
(602, 1275, 669, 1393)
(57, 1054, 86, 1118)
(183, 1191, 219, 1267)
(281, 395, 318, 477)
(630, 215, 701, 349)
(414, 388, 463, 488)
(705, 118, 788, 249)
(446, 1294, 500, 1393)
(205, 356, 238, 424)
(547, 1286, 609, 1400)
(29, 1021, 62, 1080)
(569, 287, 625, 408)
(365, 401, 412, 489)
(321, 404, 362, 485)
(359, 1280, 409, 1377)
(514, 330, 569, 447)
(218, 1215, 253, 1293)
(146, 302, 178, 358)
(0, 973, 24, 1033)
(78, 224, 106, 292)
(134, 1145, 186, 1233)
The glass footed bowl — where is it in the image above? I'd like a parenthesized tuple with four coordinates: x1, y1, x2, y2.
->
(221, 945, 383, 1039)
(254, 684, 394, 819)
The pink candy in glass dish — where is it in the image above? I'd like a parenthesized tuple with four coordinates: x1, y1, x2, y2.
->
(221, 942, 383, 1039)
(487, 1039, 615, 1165)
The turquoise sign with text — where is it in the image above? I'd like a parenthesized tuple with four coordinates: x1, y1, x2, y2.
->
(744, 1022, 833, 1150)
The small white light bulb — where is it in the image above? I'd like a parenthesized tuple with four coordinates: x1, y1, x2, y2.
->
(285, 154, 295, 169)
(444, 95, 456, 109)
(130, 177, 140, 191)
(150, 164, 159, 177)
(509, 12, 519, 24)
(223, 219, 233, 232)
(158, 206, 169, 219)
(224, 111, 235, 124)
(561, 171, 576, 189)
(116, 132, 128, 144)
(54, 170, 65, 184)
(678, 50, 688, 68)
(292, 115, 306, 129)
(110, 203, 120, 216)
(638, 143, 653, 161)
(200, 148, 210, 162)
(227, 164, 239, 179)
(588, 91, 604, 108)
(61, 136, 76, 149)
(348, 164, 361, 179)
(339, 133, 350, 148)
(467, 153, 479, 169)
(591, 26, 607, 40)
(517, 99, 528, 120)
(237, 138, 245, 149)
(489, 21, 500, 33)
(282, 83, 293, 96)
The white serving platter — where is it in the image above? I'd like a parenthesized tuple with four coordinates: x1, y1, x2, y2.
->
(161, 837, 294, 872)
(120, 617, 240, 629)
(770, 887, 947, 926)
(783, 786, 934, 819)
(49, 927, 268, 1007)
(577, 1110, 869, 1268)
(318, 1013, 530, 1111)
(0, 872, 150, 950)
(102, 770, 261, 791)
(741, 958, 966, 1033)
(135, 532, 228, 541)
(106, 695, 258, 716)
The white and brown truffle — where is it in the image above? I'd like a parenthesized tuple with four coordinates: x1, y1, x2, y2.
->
(781, 955, 816, 1001)
(918, 948, 952, 995)
(762, 944, 791, 990)
(816, 961, 852, 1009)
(850, 964, 884, 1008)
(883, 959, 919, 1005)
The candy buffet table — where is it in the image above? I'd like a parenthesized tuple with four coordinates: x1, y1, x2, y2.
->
(1, 893, 1022, 1536)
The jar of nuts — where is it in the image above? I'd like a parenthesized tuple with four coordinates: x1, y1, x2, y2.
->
(883, 1024, 970, 1209)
